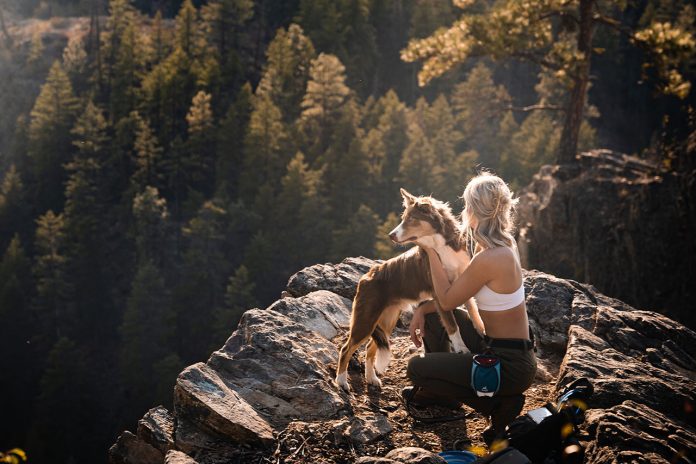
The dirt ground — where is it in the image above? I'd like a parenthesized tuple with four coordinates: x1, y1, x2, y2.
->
(257, 328, 561, 464)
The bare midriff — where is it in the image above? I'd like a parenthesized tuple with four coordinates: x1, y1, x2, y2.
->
(479, 303, 530, 340)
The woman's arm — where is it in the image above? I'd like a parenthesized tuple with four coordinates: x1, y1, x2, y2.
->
(425, 247, 489, 311)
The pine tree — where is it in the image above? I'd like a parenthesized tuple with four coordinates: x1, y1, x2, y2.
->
(215, 83, 252, 197)
(398, 125, 436, 196)
(62, 35, 88, 88)
(402, 0, 695, 163)
(0, 235, 37, 447)
(175, 198, 231, 361)
(29, 337, 97, 464)
(374, 212, 401, 260)
(32, 210, 72, 349)
(27, 31, 44, 66)
(256, 24, 316, 123)
(101, 0, 147, 121)
(337, 0, 378, 97)
(0, 164, 28, 251)
(323, 101, 370, 221)
(296, 0, 378, 97)
(409, 0, 455, 39)
(131, 186, 174, 270)
(272, 152, 332, 272)
(200, 0, 254, 101)
(27, 61, 80, 214)
(210, 264, 257, 349)
(239, 93, 290, 202)
(398, 98, 438, 195)
(362, 90, 410, 216)
(451, 63, 513, 168)
(131, 111, 165, 192)
(62, 101, 116, 346)
(186, 90, 216, 196)
(331, 204, 379, 260)
(241, 230, 276, 302)
(118, 260, 174, 417)
(298, 53, 351, 164)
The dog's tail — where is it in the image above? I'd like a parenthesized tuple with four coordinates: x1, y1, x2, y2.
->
(371, 326, 391, 374)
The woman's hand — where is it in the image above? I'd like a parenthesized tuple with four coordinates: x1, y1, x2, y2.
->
(409, 305, 425, 348)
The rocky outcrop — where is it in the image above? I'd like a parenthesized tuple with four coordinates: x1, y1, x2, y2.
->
(110, 257, 696, 464)
(517, 149, 696, 329)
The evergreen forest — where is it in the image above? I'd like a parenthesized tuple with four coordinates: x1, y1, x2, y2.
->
(0, 0, 694, 463)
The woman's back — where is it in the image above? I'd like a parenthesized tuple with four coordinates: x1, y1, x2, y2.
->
(473, 245, 529, 339)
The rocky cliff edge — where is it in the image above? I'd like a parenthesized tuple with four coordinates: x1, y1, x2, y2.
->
(109, 257, 696, 464)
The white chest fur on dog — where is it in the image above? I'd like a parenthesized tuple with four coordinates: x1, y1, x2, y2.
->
(417, 234, 470, 282)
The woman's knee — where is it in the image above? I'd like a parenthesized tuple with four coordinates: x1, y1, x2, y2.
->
(406, 355, 423, 382)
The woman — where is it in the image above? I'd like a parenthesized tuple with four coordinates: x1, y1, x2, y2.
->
(403, 172, 537, 444)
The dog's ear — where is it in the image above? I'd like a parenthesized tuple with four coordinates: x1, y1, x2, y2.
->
(400, 188, 416, 207)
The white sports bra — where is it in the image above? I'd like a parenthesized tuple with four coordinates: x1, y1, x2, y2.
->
(474, 282, 525, 311)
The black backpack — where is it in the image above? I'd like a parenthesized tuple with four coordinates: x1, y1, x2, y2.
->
(500, 378, 594, 464)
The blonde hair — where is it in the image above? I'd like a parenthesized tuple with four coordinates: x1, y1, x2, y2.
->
(461, 171, 519, 251)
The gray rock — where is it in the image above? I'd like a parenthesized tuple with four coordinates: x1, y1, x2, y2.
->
(285, 256, 378, 300)
(584, 400, 696, 464)
(523, 270, 575, 353)
(137, 405, 174, 453)
(174, 362, 275, 448)
(164, 450, 198, 464)
(267, 290, 352, 340)
(334, 414, 393, 445)
(108, 430, 163, 464)
(207, 308, 350, 424)
(558, 323, 696, 424)
(517, 149, 696, 329)
(384, 447, 446, 464)
(109, 259, 696, 463)
(173, 415, 230, 456)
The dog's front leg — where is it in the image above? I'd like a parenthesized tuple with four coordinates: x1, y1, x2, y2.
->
(435, 300, 469, 354)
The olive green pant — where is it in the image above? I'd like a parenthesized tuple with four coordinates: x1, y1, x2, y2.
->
(407, 306, 537, 428)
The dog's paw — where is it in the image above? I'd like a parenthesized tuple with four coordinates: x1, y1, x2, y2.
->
(366, 374, 382, 388)
(450, 336, 469, 354)
(335, 372, 351, 392)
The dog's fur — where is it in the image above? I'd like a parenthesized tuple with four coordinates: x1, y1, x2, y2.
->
(335, 189, 477, 391)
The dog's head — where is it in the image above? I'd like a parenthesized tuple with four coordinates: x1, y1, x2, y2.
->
(389, 188, 456, 248)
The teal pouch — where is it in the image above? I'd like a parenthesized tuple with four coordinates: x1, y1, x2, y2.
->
(471, 352, 501, 397)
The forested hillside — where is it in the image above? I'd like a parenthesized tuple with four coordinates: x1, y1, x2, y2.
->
(0, 1, 693, 463)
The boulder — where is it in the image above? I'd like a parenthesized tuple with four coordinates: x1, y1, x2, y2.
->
(285, 256, 377, 300)
(207, 307, 351, 423)
(585, 400, 696, 463)
(108, 430, 163, 464)
(137, 406, 174, 453)
(517, 149, 696, 329)
(266, 290, 352, 340)
(174, 362, 275, 448)
(164, 450, 198, 464)
(558, 325, 696, 425)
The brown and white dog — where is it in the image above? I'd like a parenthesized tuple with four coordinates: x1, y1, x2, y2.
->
(335, 189, 482, 392)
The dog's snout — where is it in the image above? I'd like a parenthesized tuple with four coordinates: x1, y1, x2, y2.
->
(389, 232, 397, 241)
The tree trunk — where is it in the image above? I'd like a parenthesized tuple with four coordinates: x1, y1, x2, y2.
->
(558, 0, 595, 164)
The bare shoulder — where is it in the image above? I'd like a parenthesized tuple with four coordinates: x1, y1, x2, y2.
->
(472, 246, 517, 267)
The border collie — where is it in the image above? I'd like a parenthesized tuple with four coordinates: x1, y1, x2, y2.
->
(335, 189, 482, 391)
